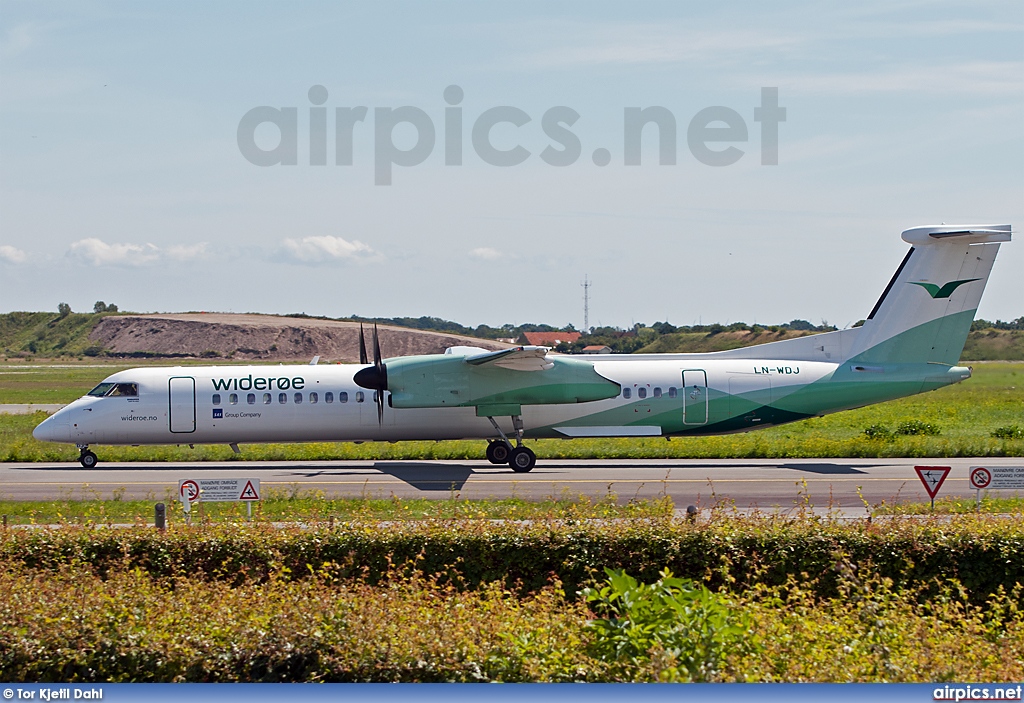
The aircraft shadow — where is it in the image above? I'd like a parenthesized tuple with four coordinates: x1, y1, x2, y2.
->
(776, 463, 871, 475)
(371, 461, 475, 491)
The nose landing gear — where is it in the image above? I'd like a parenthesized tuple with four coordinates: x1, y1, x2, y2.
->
(76, 445, 98, 468)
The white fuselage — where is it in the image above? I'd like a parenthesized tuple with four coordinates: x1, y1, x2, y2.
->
(34, 357, 842, 446)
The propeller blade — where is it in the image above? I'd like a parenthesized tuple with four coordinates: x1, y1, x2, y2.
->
(372, 324, 382, 368)
(372, 324, 385, 425)
(358, 324, 368, 365)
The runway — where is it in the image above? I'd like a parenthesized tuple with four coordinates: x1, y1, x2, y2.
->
(2, 457, 1021, 510)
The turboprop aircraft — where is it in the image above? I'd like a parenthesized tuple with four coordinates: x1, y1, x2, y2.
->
(33, 224, 1011, 471)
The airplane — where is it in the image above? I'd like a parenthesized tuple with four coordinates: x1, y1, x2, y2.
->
(33, 224, 1012, 471)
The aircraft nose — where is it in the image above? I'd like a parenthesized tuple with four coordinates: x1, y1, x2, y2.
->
(33, 413, 70, 443)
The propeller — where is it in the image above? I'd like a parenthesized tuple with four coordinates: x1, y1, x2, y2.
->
(358, 324, 368, 365)
(353, 323, 388, 424)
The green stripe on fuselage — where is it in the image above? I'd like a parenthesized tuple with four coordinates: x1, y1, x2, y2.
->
(526, 311, 975, 439)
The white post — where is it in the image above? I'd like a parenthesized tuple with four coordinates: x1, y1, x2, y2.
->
(182, 487, 192, 526)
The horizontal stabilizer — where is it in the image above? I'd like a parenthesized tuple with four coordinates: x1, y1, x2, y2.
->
(902, 225, 1012, 245)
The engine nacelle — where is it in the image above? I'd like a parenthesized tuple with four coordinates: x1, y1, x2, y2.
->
(384, 353, 620, 414)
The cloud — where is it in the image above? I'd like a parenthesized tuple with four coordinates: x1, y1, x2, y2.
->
(1, 23, 35, 58)
(166, 242, 209, 261)
(516, 25, 800, 69)
(0, 245, 27, 264)
(69, 238, 160, 266)
(766, 61, 1024, 97)
(469, 247, 507, 261)
(281, 235, 379, 263)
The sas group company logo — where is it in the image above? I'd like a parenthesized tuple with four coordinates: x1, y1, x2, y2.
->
(213, 408, 223, 419)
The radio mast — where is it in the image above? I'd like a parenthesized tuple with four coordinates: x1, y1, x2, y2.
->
(581, 275, 591, 333)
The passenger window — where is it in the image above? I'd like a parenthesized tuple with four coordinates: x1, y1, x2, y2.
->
(229, 393, 238, 405)
(279, 392, 287, 404)
(247, 393, 256, 405)
(212, 394, 221, 406)
(356, 391, 364, 403)
(263, 393, 272, 404)
(668, 387, 677, 398)
(325, 392, 334, 404)
(294, 392, 303, 404)
(309, 392, 318, 404)
(340, 391, 348, 403)
(638, 387, 647, 399)
(653, 387, 662, 398)
(622, 388, 631, 399)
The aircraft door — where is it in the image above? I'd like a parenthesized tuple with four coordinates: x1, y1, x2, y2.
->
(169, 377, 196, 433)
(682, 369, 708, 425)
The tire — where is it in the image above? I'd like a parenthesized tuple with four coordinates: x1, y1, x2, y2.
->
(509, 446, 536, 473)
(79, 450, 98, 469)
(486, 441, 511, 465)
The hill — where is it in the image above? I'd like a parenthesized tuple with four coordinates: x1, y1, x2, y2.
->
(0, 312, 509, 362)
(1, 311, 1021, 361)
(634, 328, 815, 354)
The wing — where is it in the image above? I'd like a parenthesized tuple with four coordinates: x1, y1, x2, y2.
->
(465, 346, 555, 371)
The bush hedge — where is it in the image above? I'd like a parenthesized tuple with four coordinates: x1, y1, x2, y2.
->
(3, 515, 1024, 605)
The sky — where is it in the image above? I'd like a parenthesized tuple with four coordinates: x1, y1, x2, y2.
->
(1, 1, 1022, 331)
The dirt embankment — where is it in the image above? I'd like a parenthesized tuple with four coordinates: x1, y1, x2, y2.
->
(89, 314, 510, 361)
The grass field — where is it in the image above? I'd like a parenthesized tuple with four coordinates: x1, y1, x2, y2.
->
(0, 360, 247, 404)
(0, 492, 672, 526)
(1, 362, 1021, 461)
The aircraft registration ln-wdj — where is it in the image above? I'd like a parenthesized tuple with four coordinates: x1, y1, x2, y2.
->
(33, 224, 1012, 472)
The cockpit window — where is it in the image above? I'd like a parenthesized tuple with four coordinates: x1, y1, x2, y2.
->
(87, 382, 138, 397)
(107, 383, 139, 397)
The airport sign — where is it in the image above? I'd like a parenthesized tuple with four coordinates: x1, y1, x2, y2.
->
(970, 466, 1024, 490)
(914, 466, 951, 501)
(177, 478, 261, 503)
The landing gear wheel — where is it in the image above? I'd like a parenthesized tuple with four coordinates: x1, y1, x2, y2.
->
(486, 441, 511, 465)
(508, 446, 536, 473)
(79, 450, 98, 469)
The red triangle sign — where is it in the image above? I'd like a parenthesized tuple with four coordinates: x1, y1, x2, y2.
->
(239, 479, 260, 501)
(915, 466, 951, 499)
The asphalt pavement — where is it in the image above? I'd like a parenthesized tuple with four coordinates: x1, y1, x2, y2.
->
(2, 457, 1020, 512)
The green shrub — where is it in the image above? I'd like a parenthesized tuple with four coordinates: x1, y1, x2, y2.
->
(863, 425, 893, 441)
(582, 568, 757, 681)
(894, 420, 941, 436)
(993, 425, 1024, 440)
(4, 517, 1024, 606)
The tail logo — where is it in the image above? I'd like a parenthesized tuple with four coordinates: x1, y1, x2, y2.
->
(909, 279, 979, 299)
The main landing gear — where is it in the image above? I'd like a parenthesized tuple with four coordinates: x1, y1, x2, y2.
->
(485, 415, 536, 473)
(77, 444, 98, 469)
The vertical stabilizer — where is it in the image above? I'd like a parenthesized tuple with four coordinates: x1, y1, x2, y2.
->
(846, 225, 1010, 365)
